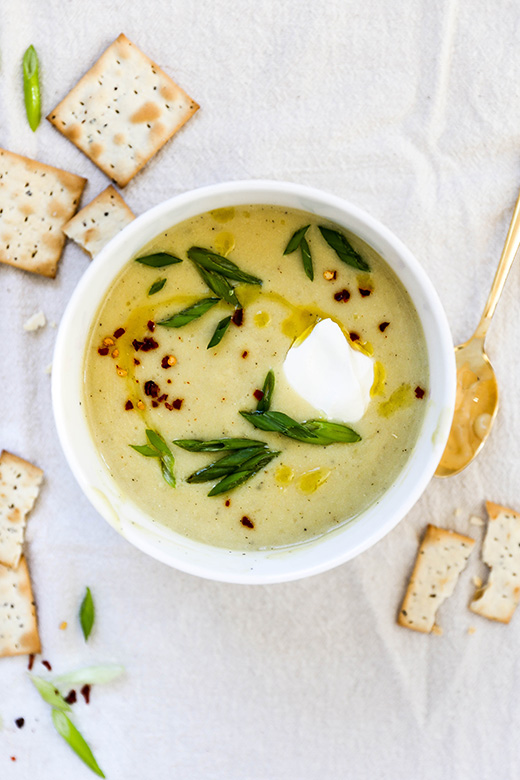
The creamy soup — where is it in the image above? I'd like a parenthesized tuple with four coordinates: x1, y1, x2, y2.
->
(83, 205, 428, 550)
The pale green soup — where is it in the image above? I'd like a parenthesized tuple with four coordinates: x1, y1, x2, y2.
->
(83, 205, 428, 550)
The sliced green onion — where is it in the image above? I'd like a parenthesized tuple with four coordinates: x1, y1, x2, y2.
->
(23, 45, 40, 132)
(52, 665, 125, 695)
(51, 709, 105, 778)
(28, 675, 71, 711)
(79, 587, 95, 641)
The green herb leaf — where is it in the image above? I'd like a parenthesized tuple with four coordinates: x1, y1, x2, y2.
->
(283, 225, 310, 255)
(302, 419, 361, 443)
(256, 370, 275, 412)
(130, 432, 176, 488)
(207, 315, 232, 349)
(208, 450, 280, 496)
(52, 709, 105, 778)
(52, 665, 125, 695)
(135, 252, 183, 268)
(172, 438, 268, 452)
(158, 297, 220, 328)
(79, 587, 95, 641)
(240, 410, 318, 440)
(300, 236, 314, 281)
(23, 46, 40, 132)
(160, 452, 176, 488)
(145, 429, 171, 454)
(188, 247, 262, 285)
(29, 674, 71, 711)
(148, 278, 166, 296)
(187, 446, 267, 483)
(129, 444, 158, 457)
(318, 226, 370, 271)
(240, 410, 361, 445)
(193, 263, 241, 307)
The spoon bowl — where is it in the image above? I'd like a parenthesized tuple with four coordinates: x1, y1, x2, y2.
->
(435, 337, 498, 477)
(436, 189, 520, 477)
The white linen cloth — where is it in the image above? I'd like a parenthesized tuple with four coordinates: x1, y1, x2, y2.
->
(1, 1, 520, 777)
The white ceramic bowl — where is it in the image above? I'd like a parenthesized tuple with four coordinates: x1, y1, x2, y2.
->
(52, 180, 455, 584)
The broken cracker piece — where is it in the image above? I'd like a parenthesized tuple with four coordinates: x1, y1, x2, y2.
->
(63, 185, 134, 257)
(469, 501, 520, 623)
(47, 33, 199, 187)
(0, 451, 43, 570)
(23, 311, 46, 332)
(0, 556, 41, 657)
(0, 147, 86, 277)
(398, 524, 475, 633)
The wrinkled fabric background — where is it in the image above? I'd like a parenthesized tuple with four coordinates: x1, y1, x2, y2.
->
(1, 1, 520, 778)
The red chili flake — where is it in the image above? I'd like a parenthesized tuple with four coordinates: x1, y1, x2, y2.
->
(232, 308, 244, 326)
(97, 346, 110, 356)
(242, 351, 248, 358)
(80, 684, 91, 704)
(144, 380, 159, 398)
(241, 516, 254, 529)
(172, 398, 183, 410)
(161, 356, 171, 368)
(334, 289, 350, 302)
(141, 337, 159, 352)
(152, 401, 159, 408)
(415, 386, 426, 399)
(158, 394, 168, 403)
(165, 402, 174, 410)
(349, 332, 360, 342)
(27, 654, 35, 670)
(253, 389, 264, 401)
(64, 690, 77, 705)
(147, 320, 155, 332)
(15, 718, 24, 729)
(10, 757, 16, 762)
(134, 357, 140, 366)
(41, 660, 52, 672)
(132, 337, 159, 352)
(113, 327, 126, 339)
(125, 400, 134, 410)
(225, 499, 231, 507)
(167, 379, 172, 384)
(379, 321, 390, 332)
(359, 288, 372, 297)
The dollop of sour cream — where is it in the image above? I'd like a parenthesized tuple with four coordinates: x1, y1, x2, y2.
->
(283, 318, 374, 423)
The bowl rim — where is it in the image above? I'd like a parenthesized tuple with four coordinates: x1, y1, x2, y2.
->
(52, 179, 455, 584)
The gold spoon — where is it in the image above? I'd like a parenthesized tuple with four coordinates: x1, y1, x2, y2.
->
(436, 190, 520, 478)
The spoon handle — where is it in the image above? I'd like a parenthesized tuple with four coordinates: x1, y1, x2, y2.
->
(474, 189, 520, 340)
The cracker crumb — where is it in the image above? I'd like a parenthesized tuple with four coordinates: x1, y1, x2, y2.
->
(23, 311, 46, 332)
(45, 363, 52, 375)
(59, 621, 67, 630)
(470, 515, 485, 526)
(468, 626, 477, 635)
(454, 507, 463, 517)
(472, 576, 483, 588)
(431, 624, 443, 636)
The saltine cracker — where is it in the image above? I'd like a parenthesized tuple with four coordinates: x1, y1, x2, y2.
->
(0, 451, 43, 570)
(0, 556, 41, 658)
(63, 185, 135, 257)
(470, 501, 520, 623)
(0, 148, 86, 277)
(47, 33, 199, 187)
(398, 524, 474, 633)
